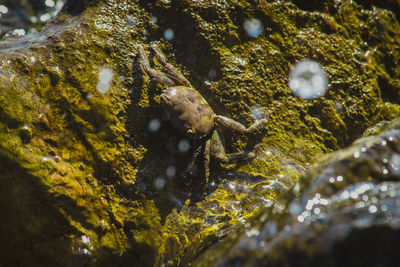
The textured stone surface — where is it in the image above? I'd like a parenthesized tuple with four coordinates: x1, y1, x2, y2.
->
(196, 117, 400, 266)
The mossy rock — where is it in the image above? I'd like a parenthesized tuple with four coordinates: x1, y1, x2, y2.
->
(1, 0, 400, 266)
(196, 117, 400, 266)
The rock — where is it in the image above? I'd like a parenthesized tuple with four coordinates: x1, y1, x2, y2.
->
(0, 0, 400, 266)
(197, 117, 400, 266)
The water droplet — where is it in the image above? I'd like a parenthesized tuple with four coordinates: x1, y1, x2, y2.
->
(380, 184, 388, 192)
(350, 191, 358, 199)
(178, 139, 190, 153)
(354, 151, 360, 158)
(288, 60, 328, 99)
(40, 13, 52, 22)
(164, 28, 174, 41)
(154, 177, 166, 190)
(151, 16, 158, 24)
(7, 29, 26, 36)
(250, 105, 267, 121)
(355, 201, 365, 208)
(297, 215, 304, 222)
(319, 198, 329, 205)
(97, 67, 113, 94)
(166, 166, 176, 178)
(0, 5, 8, 14)
(313, 207, 321, 214)
(337, 175, 343, 182)
(289, 202, 302, 215)
(30, 16, 38, 23)
(301, 210, 311, 219)
(45, 0, 56, 7)
(246, 228, 260, 237)
(340, 190, 350, 200)
(306, 199, 314, 210)
(55, 0, 64, 11)
(170, 88, 177, 96)
(368, 205, 377, 213)
(148, 118, 161, 132)
(243, 18, 263, 38)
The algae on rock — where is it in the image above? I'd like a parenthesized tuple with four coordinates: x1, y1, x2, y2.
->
(195, 118, 400, 267)
(1, 0, 400, 266)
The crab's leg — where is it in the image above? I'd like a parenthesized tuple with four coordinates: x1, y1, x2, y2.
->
(203, 138, 211, 187)
(210, 130, 229, 163)
(151, 44, 192, 87)
(185, 141, 209, 193)
(226, 148, 258, 162)
(139, 46, 176, 86)
(185, 141, 202, 176)
(215, 115, 268, 135)
(210, 129, 257, 163)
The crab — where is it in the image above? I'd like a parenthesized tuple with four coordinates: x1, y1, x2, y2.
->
(139, 44, 268, 193)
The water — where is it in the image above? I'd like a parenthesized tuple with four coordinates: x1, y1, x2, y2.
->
(148, 118, 161, 132)
(164, 28, 174, 41)
(288, 60, 328, 99)
(0, 0, 65, 38)
(96, 67, 113, 94)
(207, 119, 400, 266)
(178, 139, 190, 153)
(243, 18, 263, 38)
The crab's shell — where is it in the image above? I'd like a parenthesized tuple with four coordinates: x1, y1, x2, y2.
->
(161, 86, 215, 139)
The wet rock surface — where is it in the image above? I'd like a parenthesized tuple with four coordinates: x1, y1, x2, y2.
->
(196, 118, 400, 267)
(0, 0, 65, 38)
(0, 0, 400, 266)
